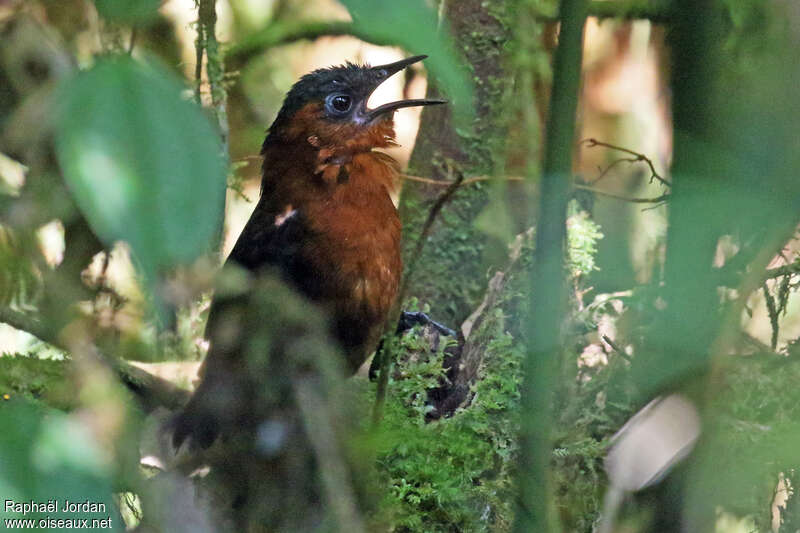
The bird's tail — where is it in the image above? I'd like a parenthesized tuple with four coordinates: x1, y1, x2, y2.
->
(168, 382, 225, 450)
(169, 403, 217, 451)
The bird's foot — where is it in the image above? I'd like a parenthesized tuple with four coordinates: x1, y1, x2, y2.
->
(396, 311, 457, 338)
(369, 311, 457, 380)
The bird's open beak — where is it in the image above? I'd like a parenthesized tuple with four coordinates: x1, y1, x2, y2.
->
(365, 55, 447, 122)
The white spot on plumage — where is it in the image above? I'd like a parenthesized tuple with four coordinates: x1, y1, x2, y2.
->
(274, 205, 297, 227)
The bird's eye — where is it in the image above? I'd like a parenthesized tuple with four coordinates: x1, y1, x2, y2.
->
(332, 95, 350, 111)
(326, 94, 352, 114)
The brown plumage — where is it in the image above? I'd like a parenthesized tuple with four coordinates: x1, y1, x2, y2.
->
(258, 103, 403, 370)
(172, 55, 445, 448)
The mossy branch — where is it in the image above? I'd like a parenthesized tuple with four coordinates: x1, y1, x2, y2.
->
(0, 306, 54, 344)
(0, 306, 190, 411)
(225, 1, 669, 68)
(195, 0, 229, 250)
(225, 21, 383, 68)
(196, 0, 228, 148)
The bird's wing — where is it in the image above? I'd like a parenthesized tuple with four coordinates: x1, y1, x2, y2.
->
(226, 201, 306, 272)
(171, 202, 310, 449)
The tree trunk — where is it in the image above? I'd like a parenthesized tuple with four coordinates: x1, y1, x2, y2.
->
(399, 0, 514, 325)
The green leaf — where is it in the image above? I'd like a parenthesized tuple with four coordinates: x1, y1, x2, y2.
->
(338, 0, 474, 126)
(93, 0, 160, 24)
(0, 400, 121, 531)
(55, 56, 226, 283)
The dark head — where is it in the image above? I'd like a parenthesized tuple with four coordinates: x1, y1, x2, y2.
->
(264, 55, 446, 149)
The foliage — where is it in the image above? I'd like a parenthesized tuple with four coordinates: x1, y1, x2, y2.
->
(55, 55, 226, 302)
(369, 312, 522, 532)
(0, 355, 71, 409)
(93, 0, 160, 24)
(0, 399, 121, 530)
(4, 0, 800, 532)
(688, 355, 800, 530)
(566, 201, 603, 278)
(370, 211, 616, 532)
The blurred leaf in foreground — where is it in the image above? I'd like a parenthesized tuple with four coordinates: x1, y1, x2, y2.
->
(0, 400, 121, 531)
(339, 0, 474, 126)
(93, 0, 160, 24)
(54, 56, 226, 289)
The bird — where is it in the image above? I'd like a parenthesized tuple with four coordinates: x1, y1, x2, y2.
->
(171, 55, 446, 449)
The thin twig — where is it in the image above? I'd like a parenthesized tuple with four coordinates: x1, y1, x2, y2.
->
(401, 173, 520, 187)
(196, 0, 228, 148)
(589, 156, 641, 185)
(580, 138, 671, 187)
(602, 335, 633, 363)
(574, 184, 670, 203)
(195, 0, 229, 250)
(371, 335, 396, 426)
(226, 21, 376, 68)
(372, 167, 464, 426)
(765, 262, 800, 280)
(398, 168, 465, 305)
(225, 3, 669, 68)
(641, 200, 668, 211)
(128, 26, 137, 55)
(401, 174, 670, 204)
(763, 283, 779, 350)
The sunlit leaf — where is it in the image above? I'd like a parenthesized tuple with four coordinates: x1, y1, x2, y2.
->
(55, 56, 226, 284)
(94, 0, 160, 24)
(338, 0, 474, 125)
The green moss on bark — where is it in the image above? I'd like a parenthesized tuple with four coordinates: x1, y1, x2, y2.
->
(399, 0, 514, 325)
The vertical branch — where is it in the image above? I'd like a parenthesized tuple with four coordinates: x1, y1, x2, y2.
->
(195, 0, 229, 249)
(197, 0, 229, 150)
(399, 0, 512, 325)
(763, 283, 780, 350)
(646, 0, 721, 385)
(513, 0, 587, 531)
(195, 0, 228, 145)
(636, 2, 722, 531)
(193, 14, 205, 105)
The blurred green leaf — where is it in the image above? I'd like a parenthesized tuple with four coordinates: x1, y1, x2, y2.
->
(93, 0, 160, 24)
(55, 56, 226, 283)
(338, 0, 474, 126)
(0, 400, 121, 531)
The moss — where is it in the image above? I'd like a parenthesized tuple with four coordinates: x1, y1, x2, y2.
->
(687, 354, 800, 530)
(401, 0, 518, 325)
(368, 309, 522, 532)
(0, 354, 73, 410)
(401, 184, 490, 325)
(371, 206, 629, 532)
(567, 200, 604, 277)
